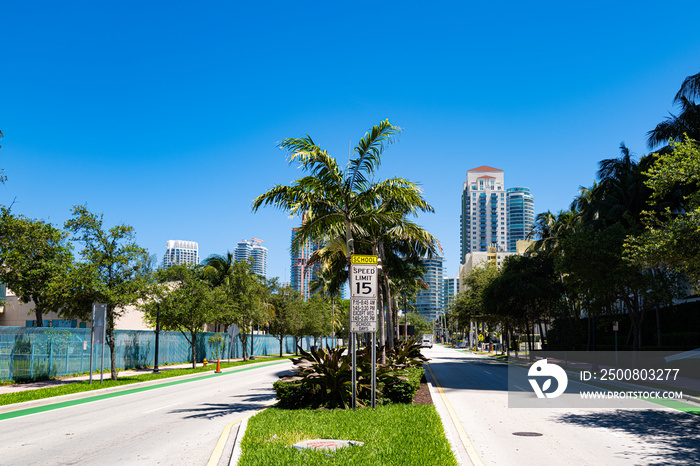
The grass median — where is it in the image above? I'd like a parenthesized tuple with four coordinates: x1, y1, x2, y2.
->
(0, 356, 291, 406)
(239, 404, 458, 466)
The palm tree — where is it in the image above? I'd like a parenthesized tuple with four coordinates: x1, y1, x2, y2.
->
(647, 70, 700, 151)
(202, 251, 237, 331)
(202, 251, 236, 287)
(253, 120, 421, 342)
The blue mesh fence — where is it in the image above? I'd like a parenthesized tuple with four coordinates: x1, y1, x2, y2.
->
(0, 327, 338, 382)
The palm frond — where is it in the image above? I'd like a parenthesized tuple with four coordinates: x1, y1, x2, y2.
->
(346, 120, 401, 193)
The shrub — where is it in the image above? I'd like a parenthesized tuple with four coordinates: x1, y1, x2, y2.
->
(382, 367, 424, 404)
(274, 344, 427, 409)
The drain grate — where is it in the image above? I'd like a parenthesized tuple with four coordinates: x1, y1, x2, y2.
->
(512, 432, 543, 437)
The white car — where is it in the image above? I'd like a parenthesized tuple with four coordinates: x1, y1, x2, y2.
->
(421, 337, 433, 348)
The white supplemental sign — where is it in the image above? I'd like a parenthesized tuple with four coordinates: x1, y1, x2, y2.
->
(351, 298, 377, 333)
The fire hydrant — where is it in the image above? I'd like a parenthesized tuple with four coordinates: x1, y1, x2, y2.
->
(203, 358, 208, 366)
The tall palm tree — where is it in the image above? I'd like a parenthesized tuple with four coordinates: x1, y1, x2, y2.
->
(253, 120, 427, 342)
(647, 70, 700, 151)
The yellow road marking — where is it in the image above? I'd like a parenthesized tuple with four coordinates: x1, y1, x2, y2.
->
(207, 401, 276, 466)
(426, 363, 485, 466)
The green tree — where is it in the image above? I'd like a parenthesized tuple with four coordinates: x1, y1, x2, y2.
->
(626, 137, 700, 281)
(224, 260, 270, 360)
(252, 120, 403, 338)
(142, 265, 218, 368)
(63, 205, 150, 380)
(267, 282, 305, 357)
(0, 207, 74, 325)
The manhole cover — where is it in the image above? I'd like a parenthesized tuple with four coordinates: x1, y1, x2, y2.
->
(512, 432, 543, 437)
(293, 439, 364, 451)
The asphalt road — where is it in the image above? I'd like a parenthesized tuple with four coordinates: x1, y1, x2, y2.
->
(424, 345, 700, 466)
(0, 360, 292, 465)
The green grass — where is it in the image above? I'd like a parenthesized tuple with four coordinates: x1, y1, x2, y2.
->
(0, 356, 291, 406)
(239, 405, 458, 466)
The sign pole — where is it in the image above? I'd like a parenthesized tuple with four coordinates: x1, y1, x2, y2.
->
(349, 254, 378, 410)
(371, 331, 376, 409)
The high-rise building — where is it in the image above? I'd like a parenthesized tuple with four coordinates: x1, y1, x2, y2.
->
(162, 240, 199, 268)
(507, 187, 535, 252)
(290, 226, 322, 301)
(234, 238, 268, 276)
(460, 166, 507, 264)
(441, 276, 460, 311)
(415, 256, 444, 322)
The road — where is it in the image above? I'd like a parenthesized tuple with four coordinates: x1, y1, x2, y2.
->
(0, 360, 292, 465)
(424, 345, 700, 466)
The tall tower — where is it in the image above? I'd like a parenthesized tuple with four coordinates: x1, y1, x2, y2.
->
(162, 240, 199, 268)
(460, 166, 507, 264)
(290, 218, 323, 300)
(415, 256, 445, 322)
(234, 238, 268, 276)
(506, 187, 535, 252)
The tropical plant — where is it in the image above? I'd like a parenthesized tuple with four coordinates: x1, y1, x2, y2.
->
(253, 120, 436, 345)
(647, 70, 700, 151)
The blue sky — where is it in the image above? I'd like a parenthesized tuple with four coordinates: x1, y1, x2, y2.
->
(2, 1, 700, 281)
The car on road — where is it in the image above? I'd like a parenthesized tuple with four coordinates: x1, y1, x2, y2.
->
(421, 334, 434, 348)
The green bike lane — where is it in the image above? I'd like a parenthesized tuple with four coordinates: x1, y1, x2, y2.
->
(0, 359, 290, 421)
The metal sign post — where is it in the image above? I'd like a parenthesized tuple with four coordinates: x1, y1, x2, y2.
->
(350, 254, 378, 409)
(91, 303, 107, 384)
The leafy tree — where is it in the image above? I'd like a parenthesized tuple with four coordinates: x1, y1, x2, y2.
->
(224, 260, 271, 360)
(142, 265, 218, 368)
(626, 137, 700, 281)
(484, 254, 562, 352)
(401, 311, 432, 337)
(0, 207, 73, 325)
(267, 282, 305, 357)
(63, 205, 150, 380)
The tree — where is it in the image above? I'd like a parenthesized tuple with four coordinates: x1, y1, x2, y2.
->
(142, 265, 218, 369)
(63, 205, 150, 380)
(267, 281, 305, 357)
(252, 120, 402, 337)
(224, 260, 270, 361)
(253, 120, 438, 351)
(202, 251, 237, 331)
(0, 207, 73, 325)
(626, 137, 700, 281)
(647, 70, 700, 151)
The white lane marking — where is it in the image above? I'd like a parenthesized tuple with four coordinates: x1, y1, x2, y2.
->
(144, 402, 182, 414)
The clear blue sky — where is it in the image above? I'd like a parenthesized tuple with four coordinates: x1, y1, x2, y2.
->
(2, 1, 699, 281)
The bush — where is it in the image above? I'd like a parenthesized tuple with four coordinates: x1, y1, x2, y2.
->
(273, 344, 427, 409)
(382, 367, 424, 404)
(272, 380, 314, 409)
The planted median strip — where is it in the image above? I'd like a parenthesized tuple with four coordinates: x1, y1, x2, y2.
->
(238, 405, 457, 466)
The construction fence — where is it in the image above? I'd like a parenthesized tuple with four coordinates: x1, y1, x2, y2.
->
(0, 326, 337, 382)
